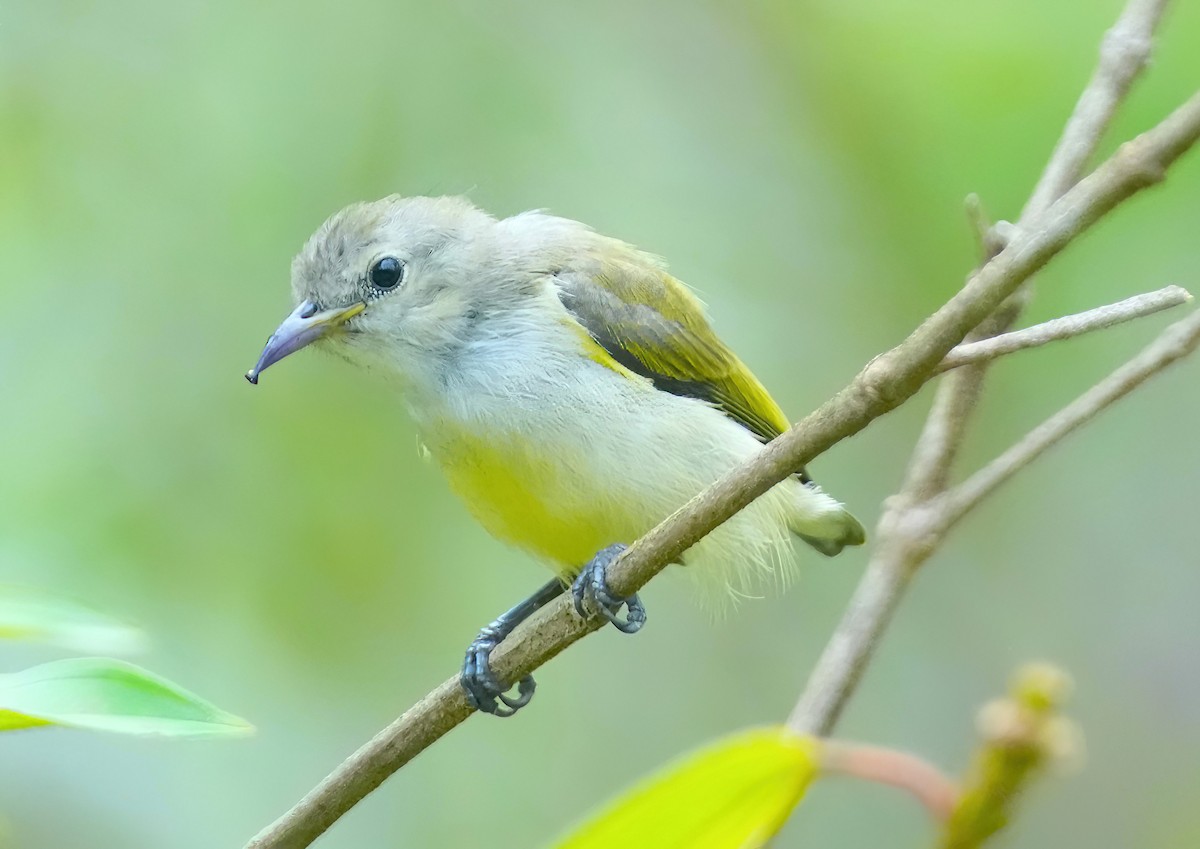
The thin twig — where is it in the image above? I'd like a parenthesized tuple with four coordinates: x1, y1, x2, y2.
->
(965, 194, 1007, 260)
(787, 0, 1174, 737)
(787, 304, 1200, 742)
(937, 309, 1200, 528)
(820, 741, 959, 823)
(246, 90, 1200, 849)
(937, 285, 1192, 372)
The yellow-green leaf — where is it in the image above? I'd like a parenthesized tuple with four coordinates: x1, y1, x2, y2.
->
(0, 658, 253, 738)
(0, 585, 146, 654)
(0, 709, 51, 731)
(550, 726, 819, 849)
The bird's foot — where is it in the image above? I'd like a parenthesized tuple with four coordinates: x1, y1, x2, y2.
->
(571, 543, 646, 634)
(461, 624, 536, 718)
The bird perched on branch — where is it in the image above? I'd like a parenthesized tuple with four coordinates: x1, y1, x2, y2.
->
(247, 196, 864, 716)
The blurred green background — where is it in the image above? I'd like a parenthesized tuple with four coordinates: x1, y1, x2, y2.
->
(2, 0, 1198, 846)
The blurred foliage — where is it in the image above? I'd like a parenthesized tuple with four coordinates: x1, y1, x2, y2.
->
(0, 587, 251, 737)
(940, 664, 1080, 849)
(1, 1, 1198, 847)
(0, 585, 145, 654)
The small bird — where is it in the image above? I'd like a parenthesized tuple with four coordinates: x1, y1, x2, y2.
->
(248, 196, 864, 716)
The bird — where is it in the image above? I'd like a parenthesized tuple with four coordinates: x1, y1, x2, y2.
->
(247, 195, 865, 716)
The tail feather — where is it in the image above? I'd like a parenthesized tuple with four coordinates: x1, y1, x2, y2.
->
(675, 476, 865, 610)
(796, 512, 866, 557)
(788, 480, 866, 558)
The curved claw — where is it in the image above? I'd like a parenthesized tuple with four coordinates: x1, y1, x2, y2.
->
(461, 626, 536, 717)
(571, 543, 647, 634)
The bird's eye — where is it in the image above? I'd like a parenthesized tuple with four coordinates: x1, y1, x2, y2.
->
(369, 256, 405, 290)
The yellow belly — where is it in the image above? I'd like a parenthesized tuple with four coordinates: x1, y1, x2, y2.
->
(435, 429, 623, 575)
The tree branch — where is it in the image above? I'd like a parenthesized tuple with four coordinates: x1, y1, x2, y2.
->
(787, 0, 1175, 737)
(819, 741, 959, 824)
(925, 0, 1170, 502)
(936, 285, 1192, 372)
(247, 87, 1200, 849)
(1022, 0, 1169, 218)
(937, 309, 1200, 528)
(786, 307, 1200, 741)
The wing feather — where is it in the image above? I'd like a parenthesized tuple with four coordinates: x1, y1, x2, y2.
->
(555, 257, 803, 473)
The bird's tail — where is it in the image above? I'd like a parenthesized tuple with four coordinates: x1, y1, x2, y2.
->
(788, 480, 866, 557)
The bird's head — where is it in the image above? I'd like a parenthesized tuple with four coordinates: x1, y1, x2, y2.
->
(246, 195, 512, 385)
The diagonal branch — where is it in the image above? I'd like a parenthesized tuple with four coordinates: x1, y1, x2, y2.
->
(916, 0, 1170, 502)
(788, 0, 1175, 737)
(936, 286, 1191, 372)
(1022, 0, 1170, 218)
(924, 0, 1170, 500)
(784, 302, 1200, 744)
(246, 88, 1200, 849)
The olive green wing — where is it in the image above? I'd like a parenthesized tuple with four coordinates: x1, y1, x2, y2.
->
(555, 257, 801, 465)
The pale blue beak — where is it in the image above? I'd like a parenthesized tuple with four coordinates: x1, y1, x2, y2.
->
(246, 299, 365, 384)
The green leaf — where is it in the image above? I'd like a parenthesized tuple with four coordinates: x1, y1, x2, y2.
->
(0, 709, 52, 731)
(550, 726, 820, 849)
(0, 658, 254, 738)
(0, 585, 146, 654)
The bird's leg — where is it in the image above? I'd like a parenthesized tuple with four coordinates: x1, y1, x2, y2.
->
(463, 545, 646, 717)
(571, 543, 647, 634)
(462, 578, 565, 717)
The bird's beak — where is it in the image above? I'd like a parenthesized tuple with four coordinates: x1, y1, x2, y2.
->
(245, 300, 365, 384)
